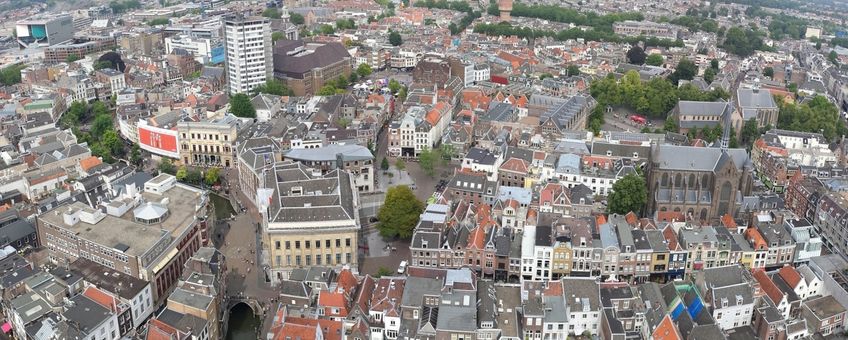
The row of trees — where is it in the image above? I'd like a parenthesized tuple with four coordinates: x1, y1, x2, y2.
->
(777, 95, 848, 142)
(61, 101, 123, 163)
(317, 73, 359, 96)
(108, 0, 141, 14)
(486, 1, 643, 31)
(157, 160, 221, 186)
(411, 0, 480, 35)
(668, 15, 719, 33)
(472, 22, 684, 47)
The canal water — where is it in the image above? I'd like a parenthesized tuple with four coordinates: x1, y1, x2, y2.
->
(226, 303, 260, 340)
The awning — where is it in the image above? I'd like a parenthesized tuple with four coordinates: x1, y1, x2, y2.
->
(2, 322, 11, 333)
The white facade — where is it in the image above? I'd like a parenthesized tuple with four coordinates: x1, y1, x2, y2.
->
(712, 294, 753, 330)
(521, 225, 552, 280)
(390, 49, 422, 69)
(130, 284, 155, 328)
(165, 34, 217, 64)
(223, 16, 271, 94)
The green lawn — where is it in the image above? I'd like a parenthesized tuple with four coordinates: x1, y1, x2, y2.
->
(210, 193, 236, 220)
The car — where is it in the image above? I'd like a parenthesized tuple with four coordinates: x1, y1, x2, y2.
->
(397, 261, 408, 274)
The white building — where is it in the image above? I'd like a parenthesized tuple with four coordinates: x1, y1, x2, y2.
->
(165, 34, 219, 64)
(560, 278, 601, 336)
(223, 15, 271, 94)
(521, 225, 553, 281)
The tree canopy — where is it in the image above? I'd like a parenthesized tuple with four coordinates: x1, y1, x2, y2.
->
(229, 93, 256, 118)
(262, 8, 281, 19)
(389, 30, 403, 46)
(253, 79, 294, 96)
(377, 185, 424, 240)
(626, 45, 647, 65)
(607, 174, 647, 215)
(645, 54, 663, 66)
(356, 63, 373, 78)
(290, 13, 305, 24)
(777, 95, 847, 142)
(721, 27, 768, 57)
(668, 58, 697, 85)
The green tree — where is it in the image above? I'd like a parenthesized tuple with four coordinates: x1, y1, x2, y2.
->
(158, 159, 176, 175)
(336, 117, 352, 128)
(763, 66, 774, 78)
(272, 31, 284, 42)
(418, 148, 439, 177)
(381, 157, 390, 170)
(741, 118, 759, 145)
(395, 158, 406, 174)
(566, 65, 580, 76)
(101, 130, 123, 155)
(389, 30, 403, 46)
(130, 144, 141, 166)
(319, 24, 335, 35)
(710, 59, 719, 70)
(375, 267, 393, 277)
(440, 143, 455, 161)
(607, 174, 647, 215)
(176, 166, 188, 181)
(148, 18, 169, 26)
(336, 19, 356, 30)
(626, 45, 647, 64)
(204, 167, 220, 186)
(262, 8, 281, 19)
(645, 54, 663, 66)
(0, 64, 24, 86)
(93, 60, 113, 70)
(66, 54, 81, 63)
(704, 67, 716, 83)
(290, 13, 305, 25)
(377, 185, 424, 239)
(356, 63, 373, 78)
(388, 79, 401, 94)
(186, 169, 202, 184)
(91, 114, 113, 139)
(664, 116, 678, 132)
(253, 79, 293, 96)
(229, 93, 256, 118)
(669, 58, 697, 85)
(61, 101, 88, 128)
(316, 85, 338, 96)
(829, 51, 839, 65)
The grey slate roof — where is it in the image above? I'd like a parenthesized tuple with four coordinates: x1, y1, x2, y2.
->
(737, 88, 777, 109)
(653, 145, 749, 171)
(273, 40, 350, 76)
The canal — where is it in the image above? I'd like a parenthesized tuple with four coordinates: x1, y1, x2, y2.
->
(226, 303, 260, 340)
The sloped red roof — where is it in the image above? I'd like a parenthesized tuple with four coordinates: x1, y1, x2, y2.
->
(754, 269, 784, 306)
(500, 157, 529, 173)
(335, 269, 358, 294)
(778, 266, 802, 288)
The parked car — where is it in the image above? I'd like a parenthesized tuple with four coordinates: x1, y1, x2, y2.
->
(397, 260, 408, 274)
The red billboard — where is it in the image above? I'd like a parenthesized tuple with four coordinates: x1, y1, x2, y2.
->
(138, 124, 179, 158)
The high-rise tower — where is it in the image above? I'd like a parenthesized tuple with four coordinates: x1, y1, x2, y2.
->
(223, 15, 272, 94)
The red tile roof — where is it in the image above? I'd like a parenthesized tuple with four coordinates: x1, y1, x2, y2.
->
(83, 286, 117, 313)
(318, 291, 349, 317)
(79, 156, 102, 172)
(754, 269, 784, 306)
(720, 214, 737, 229)
(279, 318, 343, 340)
(745, 227, 768, 251)
(662, 225, 680, 250)
(335, 269, 358, 295)
(778, 266, 802, 289)
(500, 157, 529, 173)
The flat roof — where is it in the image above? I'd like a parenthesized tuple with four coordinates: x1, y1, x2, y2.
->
(39, 183, 204, 258)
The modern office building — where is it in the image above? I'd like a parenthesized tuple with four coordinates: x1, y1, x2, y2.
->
(16, 15, 75, 48)
(223, 15, 272, 94)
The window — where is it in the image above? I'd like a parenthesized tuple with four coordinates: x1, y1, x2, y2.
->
(336, 253, 342, 264)
(306, 241, 311, 249)
(306, 255, 312, 266)
(295, 255, 301, 266)
(346, 253, 352, 263)
(275, 241, 281, 250)
(336, 239, 341, 247)
(295, 241, 301, 249)
(326, 240, 331, 248)
(286, 241, 291, 249)
(346, 238, 352, 247)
